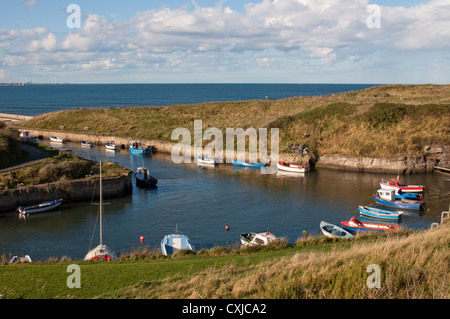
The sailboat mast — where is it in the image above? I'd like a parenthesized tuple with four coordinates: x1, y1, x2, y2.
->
(99, 161, 103, 246)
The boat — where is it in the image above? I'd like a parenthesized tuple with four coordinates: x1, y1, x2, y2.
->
(240, 226, 277, 247)
(341, 216, 399, 233)
(197, 154, 217, 165)
(374, 189, 425, 210)
(320, 221, 354, 239)
(17, 199, 63, 216)
(9, 255, 32, 263)
(105, 141, 118, 150)
(19, 131, 38, 142)
(358, 205, 402, 221)
(395, 189, 422, 200)
(276, 162, 310, 173)
(81, 141, 94, 148)
(232, 160, 267, 167)
(380, 178, 425, 193)
(129, 140, 152, 155)
(49, 136, 65, 143)
(135, 167, 158, 189)
(84, 162, 117, 261)
(160, 226, 193, 256)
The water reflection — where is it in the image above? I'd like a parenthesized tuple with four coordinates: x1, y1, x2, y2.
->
(0, 140, 448, 260)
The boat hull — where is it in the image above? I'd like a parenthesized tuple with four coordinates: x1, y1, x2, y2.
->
(161, 234, 193, 256)
(358, 206, 401, 220)
(320, 221, 354, 239)
(18, 199, 62, 215)
(374, 194, 424, 210)
(277, 162, 309, 173)
(49, 136, 65, 143)
(233, 160, 266, 167)
(129, 148, 152, 155)
(341, 217, 399, 233)
(136, 176, 158, 189)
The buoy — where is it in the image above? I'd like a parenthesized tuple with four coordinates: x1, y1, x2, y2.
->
(225, 225, 229, 231)
(140, 236, 144, 242)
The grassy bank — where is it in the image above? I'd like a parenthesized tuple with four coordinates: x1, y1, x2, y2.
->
(0, 123, 26, 169)
(0, 151, 130, 191)
(20, 84, 450, 160)
(0, 219, 448, 299)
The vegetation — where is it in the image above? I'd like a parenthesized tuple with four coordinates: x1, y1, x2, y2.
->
(0, 151, 130, 190)
(0, 123, 26, 169)
(20, 84, 450, 160)
(0, 219, 448, 299)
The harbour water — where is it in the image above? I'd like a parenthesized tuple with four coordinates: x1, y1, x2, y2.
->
(0, 141, 448, 261)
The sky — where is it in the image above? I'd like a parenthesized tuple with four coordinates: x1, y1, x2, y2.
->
(0, 0, 449, 84)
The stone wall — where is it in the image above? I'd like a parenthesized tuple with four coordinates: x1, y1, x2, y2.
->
(0, 171, 132, 213)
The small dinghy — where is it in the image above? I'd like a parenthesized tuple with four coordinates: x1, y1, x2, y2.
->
(9, 255, 32, 263)
(105, 141, 118, 150)
(358, 205, 402, 221)
(197, 155, 217, 165)
(17, 199, 62, 216)
(161, 226, 193, 256)
(341, 216, 398, 233)
(232, 160, 266, 167)
(277, 162, 310, 173)
(49, 136, 65, 143)
(320, 221, 354, 239)
(240, 226, 277, 247)
(81, 141, 94, 148)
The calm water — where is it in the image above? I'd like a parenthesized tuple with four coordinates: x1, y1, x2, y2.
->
(0, 83, 379, 116)
(0, 141, 448, 261)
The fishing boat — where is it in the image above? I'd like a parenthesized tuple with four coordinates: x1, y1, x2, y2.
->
(374, 189, 425, 210)
(49, 136, 65, 143)
(105, 141, 118, 150)
(341, 216, 399, 233)
(135, 167, 158, 189)
(17, 199, 63, 216)
(84, 162, 117, 261)
(320, 221, 354, 239)
(232, 160, 266, 167)
(395, 189, 422, 200)
(129, 140, 152, 155)
(358, 205, 402, 221)
(19, 131, 38, 142)
(276, 162, 310, 173)
(160, 226, 193, 256)
(197, 154, 217, 165)
(380, 178, 425, 193)
(81, 141, 94, 148)
(240, 226, 277, 247)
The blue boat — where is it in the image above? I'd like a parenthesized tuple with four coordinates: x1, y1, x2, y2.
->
(374, 189, 424, 210)
(160, 226, 193, 256)
(232, 160, 267, 167)
(395, 189, 422, 200)
(129, 141, 152, 155)
(358, 205, 402, 220)
(17, 199, 63, 216)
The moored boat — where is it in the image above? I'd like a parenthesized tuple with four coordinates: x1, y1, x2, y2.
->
(240, 226, 277, 247)
(20, 131, 38, 142)
(276, 162, 310, 173)
(129, 140, 152, 155)
(49, 136, 65, 143)
(358, 205, 402, 221)
(105, 141, 118, 150)
(374, 189, 424, 210)
(341, 216, 399, 233)
(135, 167, 157, 189)
(84, 162, 117, 261)
(380, 178, 425, 193)
(232, 160, 266, 167)
(9, 255, 32, 263)
(81, 141, 94, 148)
(320, 221, 354, 239)
(161, 226, 193, 256)
(197, 155, 217, 165)
(17, 199, 63, 216)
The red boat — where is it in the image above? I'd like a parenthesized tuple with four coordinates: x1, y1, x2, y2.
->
(341, 217, 399, 233)
(380, 178, 425, 193)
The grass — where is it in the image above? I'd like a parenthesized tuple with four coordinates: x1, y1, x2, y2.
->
(19, 84, 450, 161)
(0, 220, 448, 299)
(0, 123, 26, 169)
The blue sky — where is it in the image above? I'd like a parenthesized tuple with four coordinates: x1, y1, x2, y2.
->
(0, 0, 448, 84)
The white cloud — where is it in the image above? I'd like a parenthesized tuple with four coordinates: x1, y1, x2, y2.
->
(22, 0, 37, 12)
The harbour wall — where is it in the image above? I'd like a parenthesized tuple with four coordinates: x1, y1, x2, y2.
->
(17, 128, 449, 174)
(0, 171, 132, 213)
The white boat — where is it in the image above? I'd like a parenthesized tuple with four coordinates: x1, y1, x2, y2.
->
(320, 221, 354, 239)
(105, 141, 118, 150)
(277, 162, 310, 173)
(9, 255, 32, 263)
(197, 155, 217, 165)
(161, 226, 193, 256)
(17, 199, 62, 216)
(20, 131, 38, 142)
(240, 226, 277, 247)
(81, 141, 94, 148)
(84, 162, 117, 261)
(49, 136, 65, 143)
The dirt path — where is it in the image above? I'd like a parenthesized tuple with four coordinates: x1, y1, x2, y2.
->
(0, 143, 49, 174)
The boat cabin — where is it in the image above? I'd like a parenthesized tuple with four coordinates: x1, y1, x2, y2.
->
(377, 189, 396, 201)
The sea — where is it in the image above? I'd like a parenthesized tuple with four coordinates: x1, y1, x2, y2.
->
(0, 83, 448, 261)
